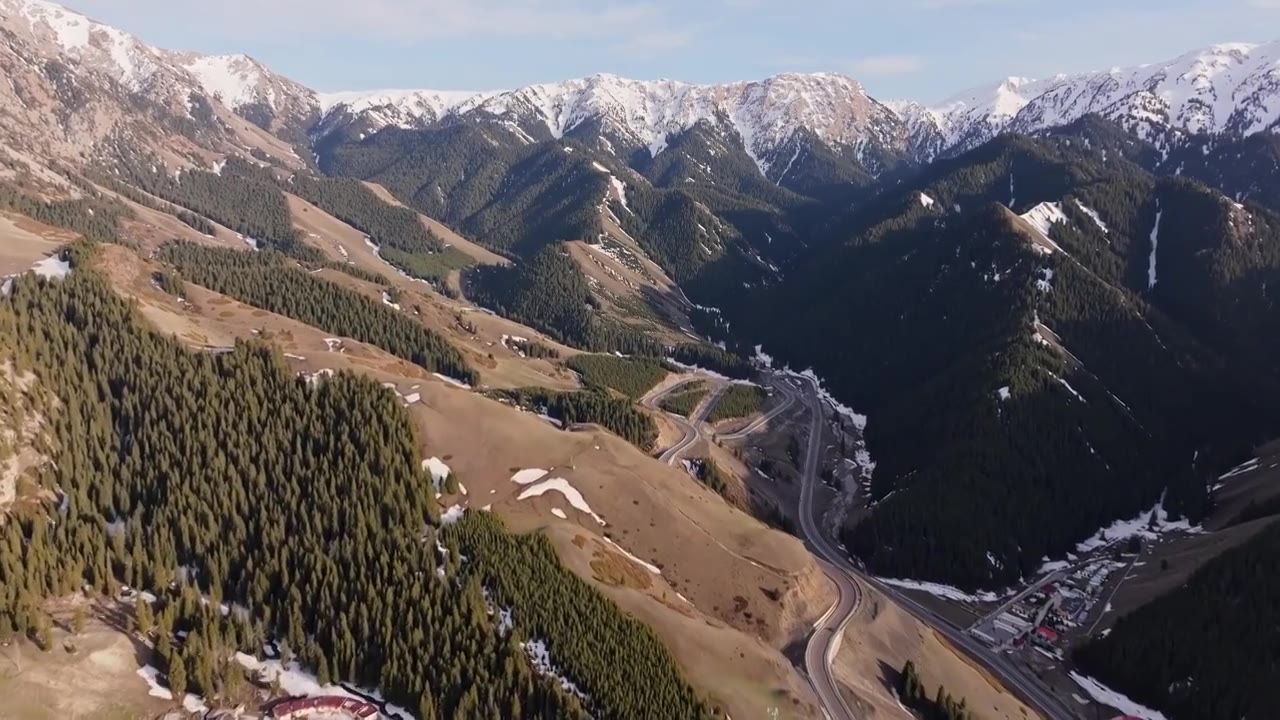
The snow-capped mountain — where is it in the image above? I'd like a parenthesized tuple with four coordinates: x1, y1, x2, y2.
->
(0, 0, 314, 165)
(315, 73, 915, 175)
(895, 42, 1280, 157)
(164, 52, 318, 142)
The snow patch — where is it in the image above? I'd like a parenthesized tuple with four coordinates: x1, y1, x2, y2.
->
(440, 504, 466, 525)
(517, 477, 605, 526)
(235, 654, 416, 720)
(879, 577, 1002, 604)
(30, 254, 71, 279)
(1219, 457, 1260, 480)
(522, 639, 590, 703)
(1076, 491, 1200, 553)
(135, 665, 173, 700)
(432, 373, 471, 389)
(1069, 672, 1170, 720)
(1074, 200, 1109, 235)
(550, 508, 567, 519)
(1148, 206, 1163, 289)
(422, 457, 451, 495)
(1020, 202, 1068, 252)
(510, 468, 549, 485)
(997, 386, 1012, 401)
(918, 192, 936, 208)
(1053, 375, 1085, 402)
(600, 535, 662, 574)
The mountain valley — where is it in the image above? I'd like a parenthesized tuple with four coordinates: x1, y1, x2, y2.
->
(1, 1, 1279, 718)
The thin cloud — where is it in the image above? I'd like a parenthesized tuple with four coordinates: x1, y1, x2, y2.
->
(846, 54, 927, 76)
(615, 28, 699, 55)
(66, 0, 667, 41)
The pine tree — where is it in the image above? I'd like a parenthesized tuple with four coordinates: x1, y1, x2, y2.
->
(168, 653, 188, 698)
(419, 688, 438, 720)
(135, 598, 154, 635)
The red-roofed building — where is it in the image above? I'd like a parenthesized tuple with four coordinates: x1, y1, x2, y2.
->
(270, 696, 380, 719)
(1034, 625, 1059, 644)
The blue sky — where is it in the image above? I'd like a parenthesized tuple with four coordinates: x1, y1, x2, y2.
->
(64, 0, 1279, 102)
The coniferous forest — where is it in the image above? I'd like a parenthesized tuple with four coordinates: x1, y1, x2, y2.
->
(707, 385, 766, 423)
(565, 354, 671, 400)
(465, 245, 659, 355)
(491, 387, 659, 451)
(157, 241, 478, 385)
(0, 258, 708, 718)
(659, 382, 708, 417)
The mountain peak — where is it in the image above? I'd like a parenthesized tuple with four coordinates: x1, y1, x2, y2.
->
(891, 39, 1280, 158)
(315, 71, 897, 173)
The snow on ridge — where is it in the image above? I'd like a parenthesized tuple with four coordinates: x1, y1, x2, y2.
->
(1020, 201, 1067, 240)
(918, 192, 935, 208)
(910, 40, 1280, 155)
(320, 71, 892, 175)
(180, 54, 265, 109)
(1074, 199, 1109, 234)
(1053, 374, 1085, 402)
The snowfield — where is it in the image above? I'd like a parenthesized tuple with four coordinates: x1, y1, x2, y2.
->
(1069, 672, 1170, 720)
(878, 577, 1003, 604)
(1075, 492, 1200, 553)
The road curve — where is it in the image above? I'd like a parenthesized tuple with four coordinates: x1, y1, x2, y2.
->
(642, 379, 727, 466)
(795, 377, 862, 720)
(789, 374, 1076, 720)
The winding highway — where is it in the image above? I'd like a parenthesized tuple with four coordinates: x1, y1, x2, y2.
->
(787, 373, 1078, 720)
(645, 371, 1075, 719)
(642, 379, 727, 465)
(795, 378, 862, 720)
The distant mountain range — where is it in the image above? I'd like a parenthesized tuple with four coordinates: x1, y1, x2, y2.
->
(4, 0, 1275, 188)
(311, 42, 1280, 170)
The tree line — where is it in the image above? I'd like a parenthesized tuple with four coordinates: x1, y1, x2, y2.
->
(157, 241, 477, 385)
(490, 387, 658, 451)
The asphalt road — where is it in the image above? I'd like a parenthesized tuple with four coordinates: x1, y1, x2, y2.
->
(788, 373, 1079, 720)
(795, 379, 862, 720)
(642, 379, 727, 465)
